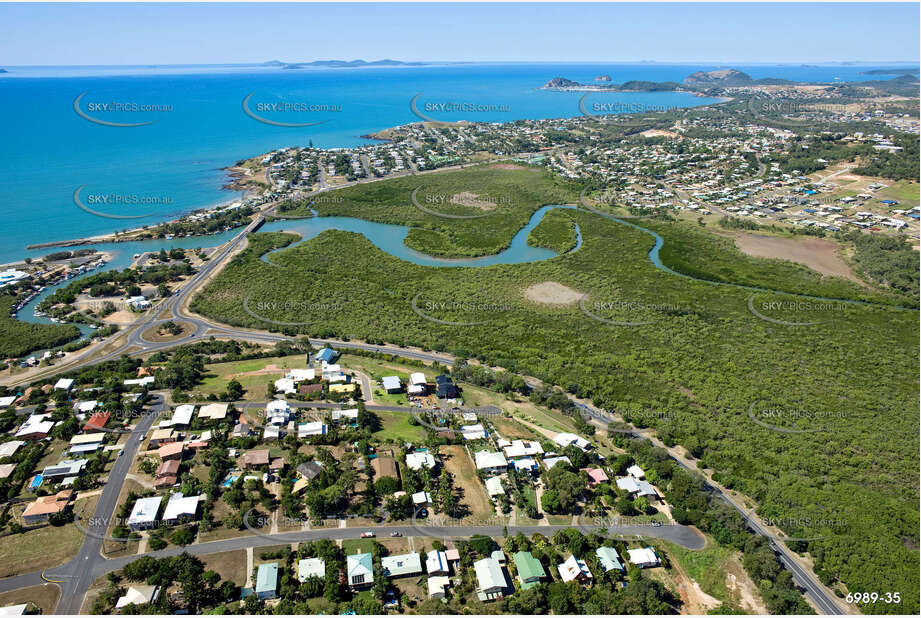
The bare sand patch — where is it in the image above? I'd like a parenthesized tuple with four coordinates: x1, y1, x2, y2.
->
(734, 233, 863, 284)
(524, 281, 583, 305)
(489, 163, 526, 170)
(639, 129, 679, 138)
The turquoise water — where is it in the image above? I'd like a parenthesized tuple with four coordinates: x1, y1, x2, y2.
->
(2, 61, 906, 264)
(259, 204, 582, 268)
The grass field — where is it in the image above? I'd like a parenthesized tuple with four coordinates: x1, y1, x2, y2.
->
(200, 549, 249, 587)
(490, 416, 541, 440)
(0, 495, 98, 578)
(196, 353, 310, 400)
(439, 444, 493, 520)
(372, 409, 425, 444)
(0, 583, 61, 614)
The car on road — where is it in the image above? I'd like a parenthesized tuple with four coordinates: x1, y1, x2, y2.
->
(360, 532, 375, 538)
(650, 521, 662, 527)
(390, 532, 402, 537)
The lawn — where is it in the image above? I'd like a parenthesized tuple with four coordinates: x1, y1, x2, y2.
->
(0, 495, 98, 578)
(877, 180, 920, 207)
(341, 538, 377, 555)
(439, 444, 493, 521)
(0, 584, 61, 614)
(195, 353, 311, 401)
(200, 549, 249, 588)
(490, 416, 541, 440)
(340, 353, 438, 382)
(372, 410, 425, 444)
(663, 540, 733, 602)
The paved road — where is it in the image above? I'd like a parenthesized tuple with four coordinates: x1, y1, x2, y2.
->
(0, 395, 165, 613)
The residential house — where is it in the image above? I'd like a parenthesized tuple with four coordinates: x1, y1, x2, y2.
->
(512, 551, 546, 590)
(615, 476, 658, 500)
(371, 453, 399, 480)
(154, 459, 180, 488)
(242, 449, 270, 470)
(627, 464, 645, 479)
(408, 372, 427, 395)
(163, 405, 194, 428)
(0, 441, 25, 459)
(512, 457, 539, 474)
(484, 476, 505, 498)
(503, 440, 544, 459)
(558, 555, 593, 585)
(148, 428, 176, 448)
(473, 451, 508, 475)
(435, 375, 458, 399)
(255, 563, 279, 600)
(82, 410, 111, 432)
(427, 575, 451, 598)
(381, 552, 422, 578)
(595, 546, 625, 573)
(197, 403, 229, 421)
(405, 451, 437, 471)
(553, 432, 591, 451)
(158, 442, 184, 461)
(15, 414, 55, 440)
(626, 547, 660, 568)
(543, 456, 572, 470)
(41, 459, 87, 483)
(21, 490, 73, 525)
(425, 550, 449, 575)
(114, 585, 160, 612)
(68, 432, 106, 455)
(162, 492, 201, 524)
(297, 421, 327, 438)
(461, 424, 487, 441)
(53, 378, 74, 391)
(297, 558, 326, 582)
(347, 552, 374, 588)
(296, 460, 324, 481)
(473, 557, 508, 601)
(582, 468, 609, 486)
(127, 496, 163, 531)
(411, 491, 433, 507)
(381, 376, 402, 393)
(314, 348, 339, 364)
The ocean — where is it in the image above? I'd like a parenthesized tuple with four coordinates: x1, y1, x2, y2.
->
(0, 61, 913, 265)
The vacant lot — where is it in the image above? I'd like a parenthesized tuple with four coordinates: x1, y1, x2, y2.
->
(490, 416, 540, 440)
(200, 549, 249, 587)
(0, 583, 61, 614)
(196, 353, 310, 401)
(372, 409, 425, 444)
(439, 444, 493, 520)
(733, 233, 862, 284)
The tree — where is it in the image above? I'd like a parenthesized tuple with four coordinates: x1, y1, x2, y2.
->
(171, 527, 195, 546)
(225, 379, 244, 401)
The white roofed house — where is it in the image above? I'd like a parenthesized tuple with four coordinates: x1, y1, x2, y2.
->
(332, 408, 359, 424)
(503, 440, 544, 459)
(163, 404, 195, 428)
(558, 555, 593, 585)
(615, 476, 658, 500)
(408, 372, 427, 395)
(474, 451, 508, 475)
(627, 464, 645, 479)
(484, 475, 505, 498)
(553, 432, 591, 451)
(126, 496, 163, 531)
(297, 557, 326, 582)
(473, 557, 508, 601)
(381, 375, 402, 393)
(405, 451, 437, 471)
(627, 547, 660, 568)
(53, 378, 74, 391)
(162, 492, 201, 525)
(426, 549, 449, 575)
(461, 424, 487, 440)
(297, 421, 327, 438)
(411, 491, 433, 506)
(198, 403, 229, 421)
(274, 378, 297, 395)
(266, 399, 291, 424)
(15, 414, 56, 440)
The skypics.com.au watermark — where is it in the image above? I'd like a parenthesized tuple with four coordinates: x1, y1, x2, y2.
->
(747, 98, 851, 118)
(410, 92, 509, 123)
(73, 186, 173, 220)
(73, 92, 172, 127)
(242, 294, 345, 327)
(242, 92, 341, 127)
(411, 294, 513, 326)
(410, 187, 509, 219)
(747, 293, 847, 326)
(747, 400, 847, 434)
(579, 95, 678, 119)
(580, 295, 683, 327)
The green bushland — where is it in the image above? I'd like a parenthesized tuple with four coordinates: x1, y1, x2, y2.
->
(526, 208, 579, 253)
(191, 200, 919, 611)
(279, 165, 582, 258)
(0, 295, 81, 358)
(643, 218, 915, 307)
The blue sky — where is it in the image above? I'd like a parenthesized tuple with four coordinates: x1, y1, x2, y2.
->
(1, 2, 918, 65)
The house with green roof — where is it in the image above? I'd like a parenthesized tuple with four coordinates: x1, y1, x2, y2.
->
(255, 563, 278, 600)
(347, 552, 374, 589)
(512, 551, 546, 589)
(595, 546, 625, 573)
